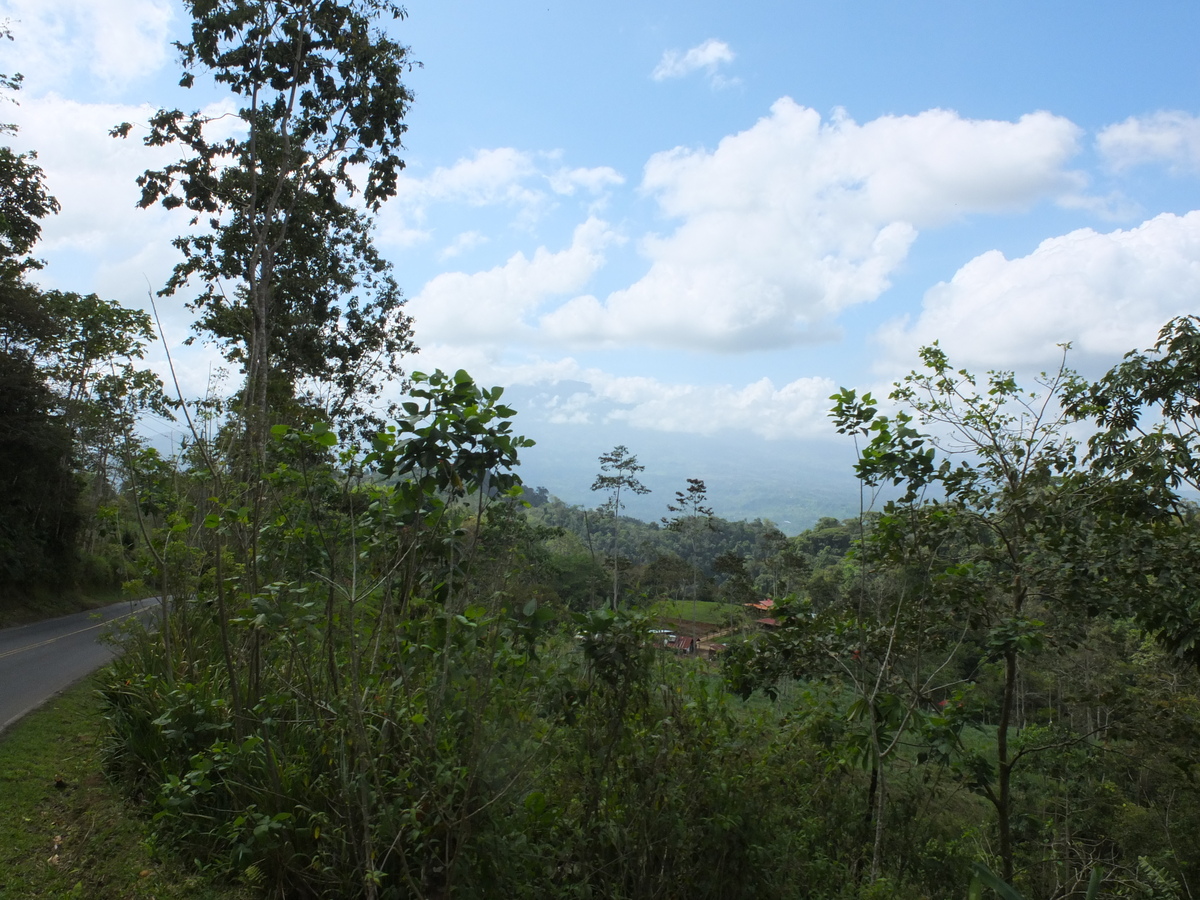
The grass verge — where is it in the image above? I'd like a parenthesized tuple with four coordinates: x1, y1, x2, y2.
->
(0, 674, 253, 900)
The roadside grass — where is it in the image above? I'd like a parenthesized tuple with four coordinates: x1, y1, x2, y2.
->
(0, 674, 253, 900)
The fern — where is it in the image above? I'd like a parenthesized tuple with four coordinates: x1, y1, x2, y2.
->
(1137, 857, 1183, 900)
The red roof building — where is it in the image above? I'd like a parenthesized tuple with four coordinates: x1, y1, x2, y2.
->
(666, 635, 697, 653)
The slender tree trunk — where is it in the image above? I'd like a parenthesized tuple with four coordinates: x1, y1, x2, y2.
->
(159, 567, 174, 688)
(865, 693, 892, 883)
(997, 645, 1018, 883)
(583, 510, 598, 607)
(871, 763, 887, 882)
(610, 485, 621, 609)
(215, 539, 244, 738)
(245, 263, 274, 470)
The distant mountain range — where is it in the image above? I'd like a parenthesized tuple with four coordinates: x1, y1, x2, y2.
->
(516, 417, 864, 536)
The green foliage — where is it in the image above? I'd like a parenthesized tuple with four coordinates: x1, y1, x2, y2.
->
(1078, 314, 1200, 501)
(0, 349, 80, 586)
(591, 444, 651, 514)
(591, 445, 652, 608)
(0, 675, 253, 899)
(1133, 858, 1185, 899)
(969, 862, 1104, 900)
(0, 52, 167, 605)
(650, 599, 736, 625)
(102, 412, 817, 897)
(527, 496, 809, 607)
(369, 368, 533, 503)
(0, 67, 77, 593)
(0, 63, 166, 597)
(116, 0, 418, 439)
(11, 3, 1200, 891)
(1073, 314, 1200, 667)
(726, 343, 1200, 896)
(105, 376, 947, 899)
(0, 144, 58, 275)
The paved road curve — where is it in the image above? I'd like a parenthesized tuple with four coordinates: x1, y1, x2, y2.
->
(0, 597, 160, 734)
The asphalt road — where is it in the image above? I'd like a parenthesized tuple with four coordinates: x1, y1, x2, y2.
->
(0, 597, 160, 734)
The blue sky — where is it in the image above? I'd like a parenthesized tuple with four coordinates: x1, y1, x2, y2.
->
(3, 0, 1200, 528)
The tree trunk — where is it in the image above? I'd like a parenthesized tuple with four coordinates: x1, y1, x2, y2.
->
(997, 645, 1018, 883)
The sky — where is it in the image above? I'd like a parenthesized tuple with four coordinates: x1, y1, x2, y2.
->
(2, 0, 1199, 529)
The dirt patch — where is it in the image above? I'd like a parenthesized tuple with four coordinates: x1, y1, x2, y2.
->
(656, 617, 724, 639)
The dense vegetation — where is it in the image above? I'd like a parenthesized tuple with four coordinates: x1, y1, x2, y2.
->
(0, 46, 163, 617)
(5, 2, 1200, 898)
(0, 674, 254, 899)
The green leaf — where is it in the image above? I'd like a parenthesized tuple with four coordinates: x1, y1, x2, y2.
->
(969, 863, 1025, 900)
(524, 790, 546, 816)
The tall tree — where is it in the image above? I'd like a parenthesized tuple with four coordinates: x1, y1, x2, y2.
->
(663, 478, 715, 629)
(826, 345, 1120, 884)
(1074, 315, 1200, 666)
(115, 0, 418, 450)
(0, 62, 78, 589)
(0, 51, 57, 280)
(591, 445, 650, 608)
(0, 340, 80, 588)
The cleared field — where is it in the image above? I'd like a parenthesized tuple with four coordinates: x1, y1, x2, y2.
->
(649, 599, 742, 626)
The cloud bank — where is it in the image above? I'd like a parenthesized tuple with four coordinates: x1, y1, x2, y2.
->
(876, 210, 1200, 372)
(538, 100, 1082, 352)
(410, 352, 841, 442)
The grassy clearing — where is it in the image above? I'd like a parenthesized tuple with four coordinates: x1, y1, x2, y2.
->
(0, 674, 252, 900)
(650, 599, 742, 626)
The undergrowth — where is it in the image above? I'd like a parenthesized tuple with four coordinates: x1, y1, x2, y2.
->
(0, 673, 252, 900)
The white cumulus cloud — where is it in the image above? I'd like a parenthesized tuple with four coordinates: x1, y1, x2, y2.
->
(0, 0, 174, 93)
(4, 92, 256, 399)
(10, 94, 214, 298)
(652, 39, 736, 84)
(379, 149, 625, 247)
(439, 230, 489, 261)
(875, 211, 1200, 373)
(1097, 111, 1200, 173)
(406, 218, 620, 345)
(548, 164, 625, 196)
(540, 99, 1083, 352)
(394, 148, 543, 209)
